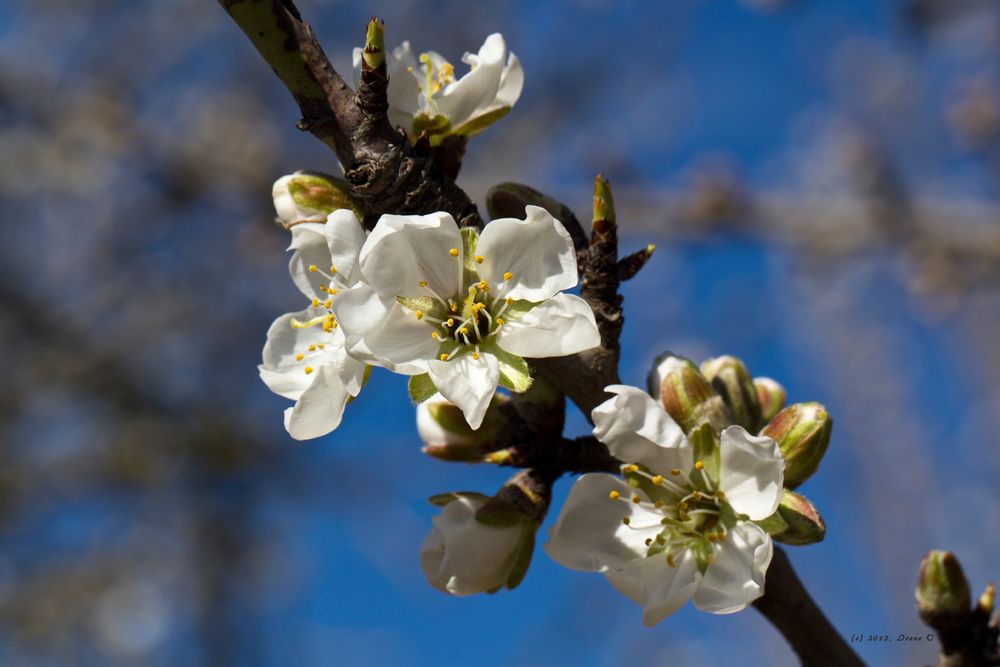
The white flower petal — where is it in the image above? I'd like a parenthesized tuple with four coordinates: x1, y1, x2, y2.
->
(288, 223, 332, 300)
(603, 549, 701, 627)
(544, 474, 661, 572)
(420, 495, 522, 596)
(358, 301, 438, 375)
(477, 205, 577, 301)
(693, 522, 772, 614)
(283, 364, 351, 440)
(428, 352, 500, 430)
(324, 209, 366, 287)
(435, 33, 507, 128)
(330, 283, 392, 340)
(718, 426, 784, 520)
(359, 212, 463, 299)
(260, 309, 344, 395)
(496, 293, 599, 358)
(494, 52, 523, 109)
(592, 385, 694, 475)
(385, 41, 422, 130)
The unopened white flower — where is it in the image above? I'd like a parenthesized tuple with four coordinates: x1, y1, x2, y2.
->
(259, 210, 370, 440)
(545, 385, 784, 626)
(420, 494, 529, 596)
(333, 206, 600, 429)
(272, 172, 358, 228)
(354, 33, 523, 143)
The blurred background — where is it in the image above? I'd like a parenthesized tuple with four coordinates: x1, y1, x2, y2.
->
(1, 0, 999, 664)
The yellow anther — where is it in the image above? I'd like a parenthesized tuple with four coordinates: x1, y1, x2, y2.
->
(459, 327, 469, 335)
(622, 517, 630, 526)
(654, 500, 665, 508)
(655, 534, 665, 544)
(330, 265, 337, 274)
(645, 538, 652, 546)
(295, 353, 304, 361)
(308, 344, 316, 351)
(691, 491, 702, 500)
(503, 271, 513, 281)
(329, 288, 337, 295)
(624, 464, 639, 473)
(631, 496, 641, 504)
(415, 310, 424, 320)
(496, 318, 504, 325)
(474, 255, 484, 263)
(317, 344, 325, 350)
(431, 331, 440, 339)
(477, 280, 488, 291)
(694, 460, 705, 470)
(506, 297, 513, 305)
(449, 248, 458, 257)
(419, 280, 428, 287)
(311, 298, 319, 307)
(446, 318, 455, 327)
(678, 502, 689, 511)
(472, 352, 480, 360)
(608, 490, 620, 500)
(666, 554, 675, 567)
(651, 475, 663, 486)
(439, 353, 448, 361)
(450, 303, 458, 312)
(707, 533, 717, 542)
(308, 265, 318, 273)
(304, 366, 314, 375)
(670, 468, 681, 476)
(714, 491, 726, 499)
(319, 285, 328, 293)
(323, 299, 332, 308)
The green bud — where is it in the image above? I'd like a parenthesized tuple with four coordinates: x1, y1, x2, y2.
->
(649, 353, 732, 433)
(769, 489, 826, 545)
(362, 18, 385, 69)
(417, 394, 509, 462)
(761, 402, 831, 488)
(593, 174, 615, 227)
(754, 377, 787, 425)
(916, 551, 971, 622)
(700, 356, 763, 432)
(272, 171, 360, 228)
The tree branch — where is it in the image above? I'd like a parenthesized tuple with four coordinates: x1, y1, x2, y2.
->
(753, 548, 865, 667)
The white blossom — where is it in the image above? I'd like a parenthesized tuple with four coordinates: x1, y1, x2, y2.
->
(420, 494, 528, 596)
(545, 385, 784, 626)
(259, 210, 370, 440)
(332, 206, 600, 430)
(355, 33, 523, 143)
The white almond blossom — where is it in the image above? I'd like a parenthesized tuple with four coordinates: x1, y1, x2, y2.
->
(355, 33, 523, 143)
(332, 206, 600, 430)
(420, 494, 529, 596)
(259, 209, 370, 440)
(545, 385, 784, 626)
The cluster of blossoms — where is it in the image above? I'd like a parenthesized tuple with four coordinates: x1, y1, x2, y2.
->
(261, 172, 600, 436)
(258, 29, 834, 630)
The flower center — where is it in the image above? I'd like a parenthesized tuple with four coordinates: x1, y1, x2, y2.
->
(611, 460, 732, 569)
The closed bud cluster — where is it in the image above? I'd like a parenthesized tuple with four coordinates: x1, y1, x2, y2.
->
(648, 353, 732, 433)
(761, 402, 831, 488)
(916, 550, 971, 623)
(272, 171, 360, 229)
(700, 356, 762, 432)
(417, 393, 509, 462)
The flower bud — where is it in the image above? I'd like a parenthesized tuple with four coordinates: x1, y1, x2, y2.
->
(700, 356, 762, 432)
(761, 402, 831, 488)
(916, 551, 971, 622)
(272, 171, 359, 229)
(770, 489, 825, 545)
(420, 494, 534, 596)
(649, 353, 732, 433)
(754, 377, 787, 425)
(417, 393, 508, 462)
